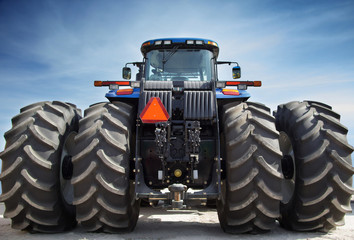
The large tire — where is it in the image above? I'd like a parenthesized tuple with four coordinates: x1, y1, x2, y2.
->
(72, 102, 140, 233)
(275, 101, 354, 232)
(217, 102, 283, 233)
(0, 101, 81, 232)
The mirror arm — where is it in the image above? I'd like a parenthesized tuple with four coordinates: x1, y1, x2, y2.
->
(217, 61, 239, 66)
(125, 62, 144, 67)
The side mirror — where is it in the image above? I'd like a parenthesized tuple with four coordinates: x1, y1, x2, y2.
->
(232, 66, 241, 79)
(122, 67, 131, 80)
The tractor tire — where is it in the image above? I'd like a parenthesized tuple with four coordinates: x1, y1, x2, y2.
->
(217, 102, 283, 233)
(275, 101, 354, 232)
(72, 102, 140, 233)
(0, 101, 81, 232)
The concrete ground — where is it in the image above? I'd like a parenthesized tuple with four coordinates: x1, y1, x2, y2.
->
(1, 202, 353, 240)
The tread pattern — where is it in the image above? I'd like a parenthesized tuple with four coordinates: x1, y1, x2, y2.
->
(72, 102, 140, 233)
(217, 102, 283, 233)
(275, 101, 353, 232)
(0, 101, 81, 232)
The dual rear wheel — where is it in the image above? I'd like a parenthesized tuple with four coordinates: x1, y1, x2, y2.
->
(217, 101, 353, 233)
(0, 101, 139, 233)
(0, 100, 353, 233)
(0, 101, 80, 232)
(275, 101, 353, 232)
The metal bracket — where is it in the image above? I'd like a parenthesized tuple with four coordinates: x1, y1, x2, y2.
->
(185, 121, 201, 158)
(155, 122, 168, 156)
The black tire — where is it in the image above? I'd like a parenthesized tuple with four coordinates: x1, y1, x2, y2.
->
(275, 101, 354, 232)
(72, 102, 140, 233)
(217, 102, 283, 233)
(0, 101, 81, 232)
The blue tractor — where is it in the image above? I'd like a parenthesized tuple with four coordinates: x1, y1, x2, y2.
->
(1, 38, 353, 234)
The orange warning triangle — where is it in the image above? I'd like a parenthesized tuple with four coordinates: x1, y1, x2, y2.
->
(140, 97, 170, 123)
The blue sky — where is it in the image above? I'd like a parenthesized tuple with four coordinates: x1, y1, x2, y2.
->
(0, 0, 354, 157)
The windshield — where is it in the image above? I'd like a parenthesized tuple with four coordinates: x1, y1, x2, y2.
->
(145, 49, 214, 81)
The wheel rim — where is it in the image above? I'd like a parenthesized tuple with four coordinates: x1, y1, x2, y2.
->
(279, 132, 295, 204)
(60, 132, 76, 205)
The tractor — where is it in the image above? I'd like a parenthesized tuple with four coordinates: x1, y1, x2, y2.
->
(1, 38, 353, 234)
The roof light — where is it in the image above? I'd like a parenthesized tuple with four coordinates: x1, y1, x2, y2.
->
(142, 41, 150, 47)
(155, 40, 162, 45)
(164, 40, 172, 45)
(208, 41, 218, 47)
(186, 40, 194, 44)
(140, 97, 169, 124)
(195, 40, 203, 45)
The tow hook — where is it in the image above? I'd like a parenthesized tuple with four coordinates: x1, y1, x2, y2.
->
(168, 184, 187, 210)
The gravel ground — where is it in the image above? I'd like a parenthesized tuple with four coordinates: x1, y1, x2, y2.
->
(1, 202, 353, 240)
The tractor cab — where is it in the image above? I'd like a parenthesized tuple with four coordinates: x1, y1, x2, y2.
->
(123, 38, 220, 81)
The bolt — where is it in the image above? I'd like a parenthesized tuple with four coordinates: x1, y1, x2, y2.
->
(149, 181, 152, 185)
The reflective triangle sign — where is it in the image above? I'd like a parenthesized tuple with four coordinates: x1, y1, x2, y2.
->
(140, 97, 170, 123)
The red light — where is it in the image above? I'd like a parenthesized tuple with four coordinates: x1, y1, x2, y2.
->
(226, 81, 262, 87)
(140, 97, 169, 124)
(226, 81, 241, 86)
(104, 81, 130, 86)
(222, 89, 240, 95)
(116, 89, 133, 95)
(94, 81, 103, 87)
(94, 81, 131, 87)
(254, 81, 262, 87)
(115, 81, 130, 86)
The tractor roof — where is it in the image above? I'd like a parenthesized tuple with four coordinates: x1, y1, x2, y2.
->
(140, 38, 219, 58)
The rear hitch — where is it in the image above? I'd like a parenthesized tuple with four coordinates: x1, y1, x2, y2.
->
(168, 184, 187, 209)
